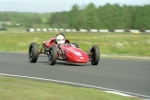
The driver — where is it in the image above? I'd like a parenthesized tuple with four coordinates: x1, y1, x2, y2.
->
(55, 33, 66, 59)
(56, 33, 66, 44)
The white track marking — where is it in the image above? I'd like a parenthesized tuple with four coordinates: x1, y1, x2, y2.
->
(0, 73, 150, 99)
(106, 91, 133, 97)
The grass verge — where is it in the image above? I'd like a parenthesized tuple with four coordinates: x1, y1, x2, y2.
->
(0, 31, 150, 56)
(0, 75, 140, 100)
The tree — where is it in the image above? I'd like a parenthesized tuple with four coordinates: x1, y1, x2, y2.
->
(135, 4, 150, 29)
(85, 3, 99, 29)
(69, 4, 80, 29)
(120, 4, 132, 29)
(99, 3, 115, 29)
(45, 3, 150, 30)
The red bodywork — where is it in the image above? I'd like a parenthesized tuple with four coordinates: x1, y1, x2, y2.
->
(43, 38, 89, 63)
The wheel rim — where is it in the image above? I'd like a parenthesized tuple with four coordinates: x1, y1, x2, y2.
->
(91, 51, 95, 63)
(29, 47, 33, 60)
(49, 49, 52, 61)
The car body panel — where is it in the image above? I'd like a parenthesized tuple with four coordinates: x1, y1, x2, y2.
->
(44, 38, 56, 48)
(43, 38, 89, 63)
(61, 45, 89, 63)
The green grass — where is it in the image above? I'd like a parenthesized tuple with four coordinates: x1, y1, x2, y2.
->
(0, 75, 140, 100)
(0, 31, 150, 56)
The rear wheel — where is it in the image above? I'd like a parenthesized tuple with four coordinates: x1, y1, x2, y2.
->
(48, 45, 57, 65)
(28, 42, 39, 63)
(72, 43, 79, 48)
(90, 45, 100, 65)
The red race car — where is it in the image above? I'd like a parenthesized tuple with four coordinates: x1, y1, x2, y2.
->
(28, 33, 100, 65)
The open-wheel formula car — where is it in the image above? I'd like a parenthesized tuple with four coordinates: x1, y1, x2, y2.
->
(28, 33, 100, 65)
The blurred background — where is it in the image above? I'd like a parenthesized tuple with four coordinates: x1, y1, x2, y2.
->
(0, 0, 150, 30)
(0, 0, 150, 57)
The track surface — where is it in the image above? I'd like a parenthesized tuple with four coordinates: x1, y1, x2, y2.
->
(0, 52, 150, 98)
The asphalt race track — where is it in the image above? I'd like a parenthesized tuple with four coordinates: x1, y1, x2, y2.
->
(0, 52, 150, 99)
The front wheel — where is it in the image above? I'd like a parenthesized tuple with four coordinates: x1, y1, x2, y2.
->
(28, 42, 39, 63)
(90, 45, 100, 65)
(48, 45, 57, 65)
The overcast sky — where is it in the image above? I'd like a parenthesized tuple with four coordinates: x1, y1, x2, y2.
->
(0, 0, 150, 13)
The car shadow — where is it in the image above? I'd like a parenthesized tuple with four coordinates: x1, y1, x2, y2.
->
(36, 60, 87, 66)
(36, 55, 90, 66)
(56, 61, 87, 66)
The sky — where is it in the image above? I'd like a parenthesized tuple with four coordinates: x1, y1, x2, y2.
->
(0, 0, 150, 13)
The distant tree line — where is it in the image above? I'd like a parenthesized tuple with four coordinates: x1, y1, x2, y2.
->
(0, 3, 150, 29)
(0, 12, 47, 28)
(47, 3, 150, 30)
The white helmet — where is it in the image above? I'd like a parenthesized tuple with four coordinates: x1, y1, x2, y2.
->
(56, 34, 65, 44)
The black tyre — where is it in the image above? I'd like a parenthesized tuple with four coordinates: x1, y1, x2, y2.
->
(90, 45, 100, 65)
(28, 42, 39, 63)
(72, 43, 79, 48)
(48, 45, 57, 65)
